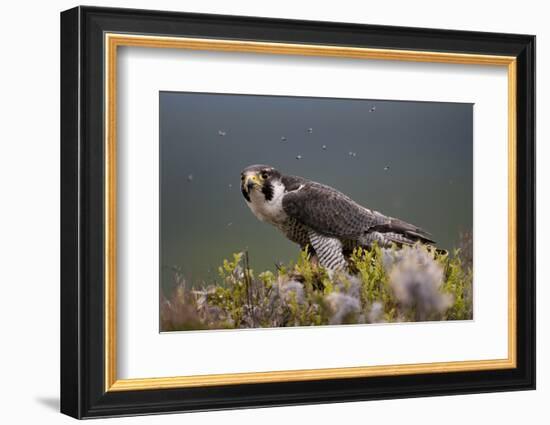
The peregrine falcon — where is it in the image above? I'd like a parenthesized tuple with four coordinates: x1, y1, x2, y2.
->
(240, 164, 435, 271)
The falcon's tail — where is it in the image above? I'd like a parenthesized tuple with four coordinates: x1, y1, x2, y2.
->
(371, 218, 435, 245)
(374, 231, 447, 256)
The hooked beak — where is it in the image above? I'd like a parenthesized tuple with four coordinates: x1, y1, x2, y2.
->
(243, 174, 260, 192)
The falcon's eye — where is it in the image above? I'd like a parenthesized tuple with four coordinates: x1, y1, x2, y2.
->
(260, 171, 269, 179)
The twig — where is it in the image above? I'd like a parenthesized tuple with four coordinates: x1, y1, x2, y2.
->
(243, 250, 252, 306)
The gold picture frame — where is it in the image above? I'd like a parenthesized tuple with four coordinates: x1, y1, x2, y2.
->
(104, 34, 517, 392)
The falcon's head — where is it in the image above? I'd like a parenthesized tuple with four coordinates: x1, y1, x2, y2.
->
(240, 164, 289, 224)
(240, 164, 282, 203)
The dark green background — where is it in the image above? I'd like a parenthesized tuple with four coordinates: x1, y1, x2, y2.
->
(160, 92, 473, 293)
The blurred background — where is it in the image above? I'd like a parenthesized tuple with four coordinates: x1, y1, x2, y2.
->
(160, 91, 473, 292)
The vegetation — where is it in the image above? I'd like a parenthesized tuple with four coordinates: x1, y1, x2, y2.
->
(160, 238, 473, 332)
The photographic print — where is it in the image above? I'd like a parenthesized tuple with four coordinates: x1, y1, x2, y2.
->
(160, 92, 473, 331)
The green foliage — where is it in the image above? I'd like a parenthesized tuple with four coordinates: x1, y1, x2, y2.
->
(350, 245, 398, 321)
(160, 243, 473, 331)
(442, 249, 473, 321)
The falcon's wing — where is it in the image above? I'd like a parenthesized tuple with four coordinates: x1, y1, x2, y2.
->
(282, 181, 381, 239)
(282, 178, 434, 244)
